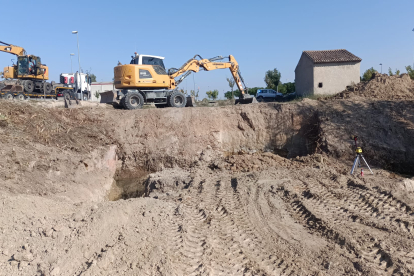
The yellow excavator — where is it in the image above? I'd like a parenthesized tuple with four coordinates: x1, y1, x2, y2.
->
(0, 41, 53, 97)
(113, 53, 256, 109)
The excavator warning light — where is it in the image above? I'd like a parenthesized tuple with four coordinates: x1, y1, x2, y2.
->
(64, 77, 68, 84)
(70, 77, 74, 84)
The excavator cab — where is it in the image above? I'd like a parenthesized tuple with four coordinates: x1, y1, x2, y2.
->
(16, 56, 42, 77)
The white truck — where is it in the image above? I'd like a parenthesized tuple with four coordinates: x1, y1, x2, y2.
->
(57, 72, 91, 100)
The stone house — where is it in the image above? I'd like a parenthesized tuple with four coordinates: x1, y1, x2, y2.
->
(295, 49, 362, 96)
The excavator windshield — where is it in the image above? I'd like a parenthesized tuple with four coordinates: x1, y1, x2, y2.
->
(17, 56, 29, 75)
(142, 56, 165, 69)
(130, 56, 166, 69)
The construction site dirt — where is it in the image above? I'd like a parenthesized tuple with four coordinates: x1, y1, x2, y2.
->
(1, 76, 414, 275)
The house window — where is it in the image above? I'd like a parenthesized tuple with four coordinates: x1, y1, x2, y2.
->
(318, 82, 323, 88)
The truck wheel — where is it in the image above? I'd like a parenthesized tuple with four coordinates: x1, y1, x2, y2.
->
(168, 91, 187, 108)
(14, 93, 25, 100)
(62, 90, 72, 101)
(24, 80, 34, 93)
(124, 92, 144, 110)
(43, 82, 52, 94)
(3, 92, 14, 100)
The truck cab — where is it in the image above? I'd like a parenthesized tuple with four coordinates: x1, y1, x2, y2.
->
(59, 72, 91, 100)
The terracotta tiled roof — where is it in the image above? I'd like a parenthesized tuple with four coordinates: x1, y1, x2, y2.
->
(303, 49, 362, 64)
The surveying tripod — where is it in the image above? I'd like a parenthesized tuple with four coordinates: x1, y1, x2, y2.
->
(350, 136, 373, 175)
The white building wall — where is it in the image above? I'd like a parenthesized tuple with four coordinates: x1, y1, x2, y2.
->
(295, 55, 314, 96)
(313, 62, 360, 95)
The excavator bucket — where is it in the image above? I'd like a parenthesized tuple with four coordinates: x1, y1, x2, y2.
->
(100, 90, 117, 104)
(235, 94, 257, 105)
(1, 84, 24, 93)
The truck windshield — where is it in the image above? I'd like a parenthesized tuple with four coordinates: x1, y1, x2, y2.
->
(142, 57, 165, 70)
(17, 57, 29, 75)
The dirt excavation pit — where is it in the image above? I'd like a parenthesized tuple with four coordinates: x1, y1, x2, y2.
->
(107, 170, 149, 201)
(1, 83, 414, 276)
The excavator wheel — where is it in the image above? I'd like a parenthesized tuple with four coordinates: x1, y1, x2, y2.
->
(168, 91, 187, 108)
(3, 92, 14, 100)
(124, 92, 144, 110)
(14, 93, 25, 101)
(24, 80, 34, 93)
(43, 82, 52, 94)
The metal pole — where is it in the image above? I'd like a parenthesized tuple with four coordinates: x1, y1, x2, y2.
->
(70, 55, 73, 74)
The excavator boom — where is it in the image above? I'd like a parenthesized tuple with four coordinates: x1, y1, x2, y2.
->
(169, 54, 254, 104)
(0, 41, 26, 57)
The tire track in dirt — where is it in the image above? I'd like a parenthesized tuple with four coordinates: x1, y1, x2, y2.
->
(283, 175, 414, 275)
(277, 180, 396, 276)
(160, 170, 414, 275)
(345, 181, 414, 234)
(219, 177, 304, 275)
(165, 176, 313, 275)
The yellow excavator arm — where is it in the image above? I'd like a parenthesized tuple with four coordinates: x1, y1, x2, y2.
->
(169, 55, 248, 96)
(0, 41, 26, 57)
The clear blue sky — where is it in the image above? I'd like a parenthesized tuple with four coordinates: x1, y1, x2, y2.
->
(1, 0, 414, 99)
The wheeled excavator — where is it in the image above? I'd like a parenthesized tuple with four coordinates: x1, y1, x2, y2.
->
(0, 41, 53, 98)
(113, 53, 256, 109)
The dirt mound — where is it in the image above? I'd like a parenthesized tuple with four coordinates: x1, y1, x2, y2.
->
(331, 73, 414, 100)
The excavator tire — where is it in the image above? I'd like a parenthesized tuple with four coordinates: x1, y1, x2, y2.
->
(14, 93, 25, 101)
(168, 91, 187, 108)
(43, 82, 52, 94)
(3, 92, 14, 100)
(24, 80, 34, 93)
(123, 92, 144, 110)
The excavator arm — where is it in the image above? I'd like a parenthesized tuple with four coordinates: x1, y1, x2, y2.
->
(169, 55, 249, 97)
(0, 41, 26, 57)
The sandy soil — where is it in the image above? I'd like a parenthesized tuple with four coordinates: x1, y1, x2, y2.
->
(1, 77, 414, 275)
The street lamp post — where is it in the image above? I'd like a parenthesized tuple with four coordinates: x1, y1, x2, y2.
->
(412, 28, 414, 68)
(72, 31, 83, 100)
(379, 63, 382, 74)
(70, 53, 74, 74)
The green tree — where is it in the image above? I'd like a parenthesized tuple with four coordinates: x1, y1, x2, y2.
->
(224, 91, 234, 99)
(395, 69, 400, 76)
(388, 67, 394, 76)
(362, 67, 377, 81)
(405, 66, 414, 80)
(94, 91, 100, 99)
(226, 77, 236, 99)
(206, 89, 219, 100)
(190, 89, 199, 100)
(90, 74, 97, 82)
(279, 82, 295, 94)
(264, 69, 281, 90)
